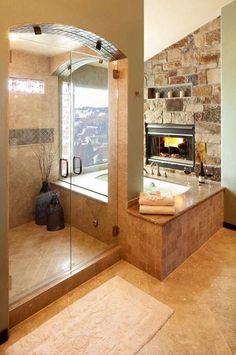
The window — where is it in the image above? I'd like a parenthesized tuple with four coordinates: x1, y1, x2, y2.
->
(73, 87, 108, 167)
(61, 83, 109, 167)
(9, 78, 45, 94)
(61, 82, 71, 160)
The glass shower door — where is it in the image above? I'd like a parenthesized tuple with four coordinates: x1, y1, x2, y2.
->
(8, 39, 72, 305)
(69, 50, 119, 270)
(8, 41, 119, 304)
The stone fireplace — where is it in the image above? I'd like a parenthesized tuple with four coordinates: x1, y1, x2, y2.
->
(144, 17, 221, 181)
(146, 123, 195, 171)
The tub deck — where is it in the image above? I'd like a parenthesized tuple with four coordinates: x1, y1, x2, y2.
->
(122, 173, 224, 280)
(128, 176, 224, 225)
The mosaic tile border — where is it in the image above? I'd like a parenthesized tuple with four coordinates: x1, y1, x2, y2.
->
(9, 128, 54, 146)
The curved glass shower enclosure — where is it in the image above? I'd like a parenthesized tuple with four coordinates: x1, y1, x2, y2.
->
(8, 28, 119, 305)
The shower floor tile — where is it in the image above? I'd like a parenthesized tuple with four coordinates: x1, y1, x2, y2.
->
(9, 221, 109, 303)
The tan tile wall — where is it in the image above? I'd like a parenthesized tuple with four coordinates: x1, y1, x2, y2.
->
(9, 50, 59, 228)
(52, 184, 117, 245)
(8, 53, 119, 233)
(120, 215, 163, 279)
(117, 58, 163, 279)
(119, 191, 224, 280)
(162, 191, 224, 278)
(117, 59, 161, 279)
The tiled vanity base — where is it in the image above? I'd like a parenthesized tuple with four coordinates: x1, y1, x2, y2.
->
(125, 190, 224, 280)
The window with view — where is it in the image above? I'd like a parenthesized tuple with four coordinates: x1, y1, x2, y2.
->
(73, 87, 108, 168)
(61, 83, 109, 172)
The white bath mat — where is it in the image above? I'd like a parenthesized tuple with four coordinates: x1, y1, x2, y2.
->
(6, 276, 173, 354)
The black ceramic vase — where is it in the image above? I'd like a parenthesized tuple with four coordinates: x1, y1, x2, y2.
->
(40, 181, 50, 193)
(47, 193, 65, 231)
(35, 181, 53, 225)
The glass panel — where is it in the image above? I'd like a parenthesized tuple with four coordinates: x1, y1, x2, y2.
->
(73, 86, 109, 167)
(8, 33, 119, 304)
(61, 52, 110, 198)
(59, 62, 71, 183)
(69, 51, 118, 270)
(148, 134, 194, 168)
(8, 34, 71, 304)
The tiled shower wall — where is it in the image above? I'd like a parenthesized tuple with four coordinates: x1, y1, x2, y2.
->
(8, 49, 119, 236)
(9, 50, 59, 228)
(144, 17, 221, 179)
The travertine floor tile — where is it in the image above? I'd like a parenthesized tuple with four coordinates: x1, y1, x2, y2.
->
(9, 221, 109, 303)
(2, 228, 236, 355)
(138, 303, 232, 355)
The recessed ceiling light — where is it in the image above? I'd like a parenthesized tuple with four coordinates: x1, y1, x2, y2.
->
(96, 40, 102, 51)
(33, 26, 42, 35)
(9, 33, 18, 41)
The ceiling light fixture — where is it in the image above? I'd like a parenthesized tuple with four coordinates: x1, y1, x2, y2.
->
(9, 33, 18, 41)
(96, 40, 102, 51)
(33, 25, 42, 35)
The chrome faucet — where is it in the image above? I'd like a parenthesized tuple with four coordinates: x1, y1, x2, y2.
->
(150, 162, 161, 177)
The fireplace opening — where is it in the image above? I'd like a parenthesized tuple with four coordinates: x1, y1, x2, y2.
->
(145, 124, 195, 171)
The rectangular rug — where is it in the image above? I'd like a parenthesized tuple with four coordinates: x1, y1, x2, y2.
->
(6, 276, 173, 355)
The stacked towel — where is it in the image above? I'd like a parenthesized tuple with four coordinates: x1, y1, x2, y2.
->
(139, 205, 175, 215)
(139, 192, 174, 206)
(139, 192, 175, 215)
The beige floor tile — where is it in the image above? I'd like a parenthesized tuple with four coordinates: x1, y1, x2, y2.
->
(2, 227, 235, 355)
(9, 221, 110, 303)
(138, 303, 232, 355)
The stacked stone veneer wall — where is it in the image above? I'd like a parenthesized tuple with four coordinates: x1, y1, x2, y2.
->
(144, 17, 221, 180)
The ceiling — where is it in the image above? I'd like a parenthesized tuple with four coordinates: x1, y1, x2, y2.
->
(144, 0, 233, 60)
(10, 1, 233, 61)
(9, 33, 83, 57)
(9, 32, 109, 70)
(9, 24, 125, 61)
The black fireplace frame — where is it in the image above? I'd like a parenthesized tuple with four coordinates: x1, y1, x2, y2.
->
(145, 123, 195, 171)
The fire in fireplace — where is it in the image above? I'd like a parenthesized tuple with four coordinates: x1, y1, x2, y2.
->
(145, 124, 195, 171)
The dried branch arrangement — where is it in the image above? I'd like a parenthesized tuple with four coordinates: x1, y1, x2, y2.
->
(196, 142, 206, 163)
(32, 143, 57, 183)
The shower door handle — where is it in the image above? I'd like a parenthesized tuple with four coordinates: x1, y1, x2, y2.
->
(59, 158, 69, 178)
(73, 156, 82, 175)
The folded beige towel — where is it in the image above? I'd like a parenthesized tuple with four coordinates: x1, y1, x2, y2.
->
(139, 205, 175, 215)
(139, 192, 174, 206)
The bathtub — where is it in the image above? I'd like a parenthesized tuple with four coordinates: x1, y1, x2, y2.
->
(143, 177, 189, 196)
(58, 170, 189, 200)
(95, 171, 189, 196)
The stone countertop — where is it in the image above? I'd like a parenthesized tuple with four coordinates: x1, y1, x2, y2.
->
(128, 171, 224, 226)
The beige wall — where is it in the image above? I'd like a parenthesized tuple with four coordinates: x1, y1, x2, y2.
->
(0, 0, 144, 336)
(221, 0, 236, 225)
(145, 0, 233, 60)
(0, 30, 9, 339)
